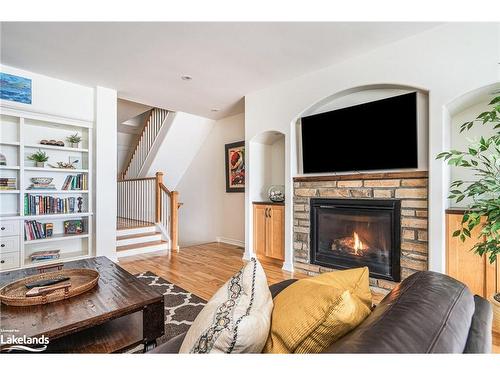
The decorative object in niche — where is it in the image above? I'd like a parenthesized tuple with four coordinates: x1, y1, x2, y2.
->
(68, 156, 81, 170)
(40, 140, 65, 147)
(0, 72, 32, 104)
(0, 152, 6, 166)
(66, 133, 82, 148)
(49, 157, 79, 170)
(27, 149, 49, 168)
(40, 139, 64, 147)
(268, 185, 285, 202)
(225, 141, 245, 193)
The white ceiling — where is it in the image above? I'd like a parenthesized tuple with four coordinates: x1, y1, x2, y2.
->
(0, 22, 440, 120)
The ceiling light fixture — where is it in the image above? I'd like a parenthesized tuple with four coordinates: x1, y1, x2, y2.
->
(181, 75, 192, 81)
(211, 108, 220, 112)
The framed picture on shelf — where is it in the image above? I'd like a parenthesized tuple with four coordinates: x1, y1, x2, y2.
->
(64, 220, 84, 234)
(225, 141, 245, 193)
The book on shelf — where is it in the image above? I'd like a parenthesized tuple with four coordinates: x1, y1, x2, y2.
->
(61, 173, 87, 190)
(24, 194, 81, 215)
(24, 220, 54, 241)
(30, 249, 60, 262)
(0, 177, 17, 190)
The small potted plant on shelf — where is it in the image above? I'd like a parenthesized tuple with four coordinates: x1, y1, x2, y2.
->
(66, 133, 82, 148)
(27, 149, 49, 168)
(437, 93, 500, 333)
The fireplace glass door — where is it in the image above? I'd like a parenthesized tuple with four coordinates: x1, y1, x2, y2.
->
(310, 198, 401, 281)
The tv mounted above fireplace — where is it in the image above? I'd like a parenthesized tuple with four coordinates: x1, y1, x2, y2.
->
(300, 92, 418, 173)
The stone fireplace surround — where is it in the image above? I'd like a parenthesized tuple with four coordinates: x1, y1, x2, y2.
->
(293, 171, 428, 299)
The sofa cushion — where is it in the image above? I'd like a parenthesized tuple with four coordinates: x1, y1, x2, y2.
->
(263, 267, 372, 354)
(179, 258, 273, 353)
(327, 271, 476, 353)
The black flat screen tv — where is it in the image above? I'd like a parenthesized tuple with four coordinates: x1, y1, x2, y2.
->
(301, 92, 418, 173)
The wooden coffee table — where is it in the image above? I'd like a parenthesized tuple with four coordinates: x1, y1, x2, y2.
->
(0, 256, 164, 353)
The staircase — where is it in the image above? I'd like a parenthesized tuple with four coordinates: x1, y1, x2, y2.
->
(116, 223, 168, 258)
(116, 106, 182, 257)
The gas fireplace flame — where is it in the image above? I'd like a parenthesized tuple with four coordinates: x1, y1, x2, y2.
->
(353, 232, 363, 256)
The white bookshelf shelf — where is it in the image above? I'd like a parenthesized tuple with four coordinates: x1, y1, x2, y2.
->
(24, 143, 89, 153)
(23, 212, 93, 220)
(24, 167, 89, 173)
(24, 232, 89, 245)
(24, 251, 91, 268)
(24, 190, 89, 194)
(0, 107, 94, 271)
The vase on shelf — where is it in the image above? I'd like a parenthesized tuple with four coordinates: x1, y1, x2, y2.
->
(36, 162, 45, 168)
(70, 143, 79, 149)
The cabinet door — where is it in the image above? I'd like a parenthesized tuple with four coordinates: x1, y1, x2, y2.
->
(446, 213, 498, 297)
(266, 205, 284, 261)
(253, 205, 267, 257)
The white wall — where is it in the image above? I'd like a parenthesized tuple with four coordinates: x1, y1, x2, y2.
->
(244, 23, 500, 273)
(176, 113, 245, 246)
(0, 65, 94, 122)
(146, 112, 215, 189)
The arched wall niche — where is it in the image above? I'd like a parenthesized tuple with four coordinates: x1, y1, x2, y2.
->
(444, 82, 500, 208)
(249, 130, 286, 202)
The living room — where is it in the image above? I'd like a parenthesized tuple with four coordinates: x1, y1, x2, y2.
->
(1, 1, 500, 373)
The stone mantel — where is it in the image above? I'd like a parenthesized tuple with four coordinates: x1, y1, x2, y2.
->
(293, 170, 428, 182)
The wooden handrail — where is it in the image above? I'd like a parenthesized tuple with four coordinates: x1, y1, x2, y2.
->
(118, 170, 180, 251)
(118, 176, 156, 182)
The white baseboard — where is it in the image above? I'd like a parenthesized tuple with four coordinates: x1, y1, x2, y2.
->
(216, 237, 245, 248)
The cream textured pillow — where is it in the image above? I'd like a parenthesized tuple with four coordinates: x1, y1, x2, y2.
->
(179, 258, 273, 353)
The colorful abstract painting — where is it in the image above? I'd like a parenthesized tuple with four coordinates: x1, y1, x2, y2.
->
(0, 73, 32, 104)
(225, 141, 245, 192)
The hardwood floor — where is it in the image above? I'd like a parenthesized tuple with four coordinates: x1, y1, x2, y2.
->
(120, 241, 306, 301)
(116, 217, 154, 230)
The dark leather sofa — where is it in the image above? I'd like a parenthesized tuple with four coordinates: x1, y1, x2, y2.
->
(150, 271, 493, 353)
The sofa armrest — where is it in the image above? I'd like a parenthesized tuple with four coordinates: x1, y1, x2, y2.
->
(269, 279, 297, 298)
(464, 295, 493, 353)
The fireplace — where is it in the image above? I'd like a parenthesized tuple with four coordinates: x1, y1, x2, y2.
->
(310, 198, 401, 281)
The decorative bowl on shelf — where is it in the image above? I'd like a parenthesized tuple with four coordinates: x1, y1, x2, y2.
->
(268, 185, 285, 203)
(31, 177, 53, 185)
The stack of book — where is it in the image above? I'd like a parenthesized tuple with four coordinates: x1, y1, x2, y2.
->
(27, 181, 56, 190)
(25, 195, 77, 215)
(24, 220, 53, 241)
(61, 174, 87, 190)
(0, 177, 16, 190)
(30, 249, 60, 262)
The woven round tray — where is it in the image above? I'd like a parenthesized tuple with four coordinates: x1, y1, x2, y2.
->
(0, 269, 99, 306)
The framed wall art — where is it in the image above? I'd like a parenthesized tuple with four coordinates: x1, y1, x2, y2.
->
(225, 141, 245, 193)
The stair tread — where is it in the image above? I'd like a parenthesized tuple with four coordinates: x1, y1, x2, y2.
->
(116, 240, 167, 252)
(117, 232, 160, 240)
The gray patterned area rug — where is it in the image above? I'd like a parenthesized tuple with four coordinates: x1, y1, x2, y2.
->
(135, 271, 206, 346)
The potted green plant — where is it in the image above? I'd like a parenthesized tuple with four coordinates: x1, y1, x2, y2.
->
(66, 133, 82, 148)
(27, 149, 49, 168)
(437, 93, 500, 332)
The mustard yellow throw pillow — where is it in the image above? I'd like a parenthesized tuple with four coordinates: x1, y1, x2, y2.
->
(263, 267, 372, 354)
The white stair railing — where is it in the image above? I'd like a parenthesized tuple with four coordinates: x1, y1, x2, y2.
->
(122, 108, 169, 179)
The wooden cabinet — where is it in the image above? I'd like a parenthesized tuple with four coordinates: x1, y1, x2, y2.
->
(253, 203, 284, 262)
(446, 211, 500, 298)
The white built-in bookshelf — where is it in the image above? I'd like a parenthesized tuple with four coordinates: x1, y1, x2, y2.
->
(0, 107, 93, 270)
